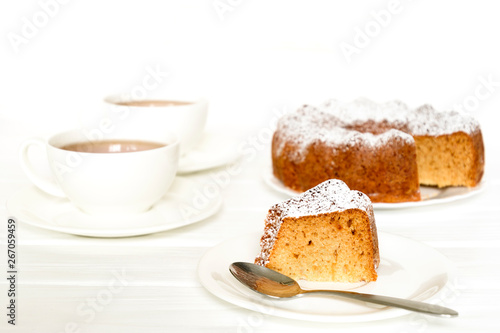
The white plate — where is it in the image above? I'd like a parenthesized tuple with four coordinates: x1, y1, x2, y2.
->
(178, 131, 240, 174)
(198, 232, 456, 323)
(7, 177, 222, 238)
(263, 170, 484, 209)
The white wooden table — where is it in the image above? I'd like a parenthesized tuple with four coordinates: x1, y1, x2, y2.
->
(1, 117, 499, 333)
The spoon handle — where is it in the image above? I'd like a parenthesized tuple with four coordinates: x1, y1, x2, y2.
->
(301, 289, 458, 317)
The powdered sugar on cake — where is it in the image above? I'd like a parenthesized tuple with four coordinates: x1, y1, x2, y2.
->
(410, 104, 480, 136)
(322, 98, 480, 136)
(274, 97, 481, 163)
(322, 98, 411, 126)
(255, 179, 373, 266)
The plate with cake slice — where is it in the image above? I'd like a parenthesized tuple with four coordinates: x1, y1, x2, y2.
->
(198, 180, 456, 322)
(198, 231, 455, 323)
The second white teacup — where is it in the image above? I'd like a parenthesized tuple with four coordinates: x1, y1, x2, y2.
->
(20, 129, 180, 216)
(103, 96, 208, 156)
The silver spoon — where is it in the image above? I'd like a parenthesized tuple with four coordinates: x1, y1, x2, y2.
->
(229, 262, 458, 318)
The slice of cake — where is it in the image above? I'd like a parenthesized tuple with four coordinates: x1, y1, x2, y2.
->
(255, 179, 380, 282)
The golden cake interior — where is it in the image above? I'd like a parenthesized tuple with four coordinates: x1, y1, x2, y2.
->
(414, 132, 484, 188)
(265, 209, 378, 283)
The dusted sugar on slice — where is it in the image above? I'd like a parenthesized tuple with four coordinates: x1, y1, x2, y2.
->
(255, 179, 379, 283)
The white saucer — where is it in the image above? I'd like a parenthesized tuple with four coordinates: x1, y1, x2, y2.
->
(7, 177, 222, 237)
(263, 169, 485, 209)
(198, 231, 456, 323)
(178, 131, 240, 174)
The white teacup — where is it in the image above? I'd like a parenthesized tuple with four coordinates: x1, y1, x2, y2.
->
(103, 96, 208, 156)
(19, 129, 179, 215)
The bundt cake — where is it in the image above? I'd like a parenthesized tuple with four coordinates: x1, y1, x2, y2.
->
(255, 179, 379, 283)
(272, 98, 485, 203)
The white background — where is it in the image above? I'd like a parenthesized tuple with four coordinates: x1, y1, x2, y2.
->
(1, 1, 500, 133)
(1, 1, 500, 332)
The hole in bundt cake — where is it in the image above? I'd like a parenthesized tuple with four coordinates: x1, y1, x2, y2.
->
(344, 120, 408, 135)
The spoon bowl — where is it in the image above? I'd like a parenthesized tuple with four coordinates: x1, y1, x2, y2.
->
(229, 262, 458, 318)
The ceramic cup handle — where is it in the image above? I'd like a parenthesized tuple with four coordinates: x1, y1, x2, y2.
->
(19, 138, 66, 198)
